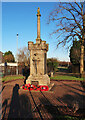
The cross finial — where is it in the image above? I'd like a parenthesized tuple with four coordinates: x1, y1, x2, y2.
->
(37, 7, 40, 14)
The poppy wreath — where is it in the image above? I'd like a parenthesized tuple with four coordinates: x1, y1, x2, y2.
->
(40, 86, 49, 91)
(22, 84, 49, 91)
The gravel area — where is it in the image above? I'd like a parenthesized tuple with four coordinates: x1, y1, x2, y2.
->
(1, 79, 85, 119)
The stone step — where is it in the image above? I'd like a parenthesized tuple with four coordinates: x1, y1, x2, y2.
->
(48, 83, 55, 91)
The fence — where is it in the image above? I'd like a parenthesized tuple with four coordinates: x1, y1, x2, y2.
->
(0, 66, 24, 76)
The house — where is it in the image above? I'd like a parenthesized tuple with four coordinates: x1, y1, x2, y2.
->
(0, 62, 18, 75)
(0, 51, 3, 63)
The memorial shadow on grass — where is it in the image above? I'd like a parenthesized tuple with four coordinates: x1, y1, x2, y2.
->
(2, 98, 10, 120)
(2, 84, 33, 119)
(39, 91, 69, 120)
(0, 86, 5, 94)
(57, 94, 85, 117)
(29, 91, 44, 120)
(57, 82, 85, 116)
(62, 82, 85, 93)
(39, 91, 85, 119)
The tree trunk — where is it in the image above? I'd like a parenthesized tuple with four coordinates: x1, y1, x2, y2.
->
(80, 3, 85, 77)
(80, 45, 84, 77)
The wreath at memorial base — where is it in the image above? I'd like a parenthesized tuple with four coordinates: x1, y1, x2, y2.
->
(22, 83, 49, 91)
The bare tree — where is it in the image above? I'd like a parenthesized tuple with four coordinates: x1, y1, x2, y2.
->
(48, 2, 85, 76)
(16, 47, 30, 66)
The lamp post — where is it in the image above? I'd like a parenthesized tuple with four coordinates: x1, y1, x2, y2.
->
(16, 33, 19, 75)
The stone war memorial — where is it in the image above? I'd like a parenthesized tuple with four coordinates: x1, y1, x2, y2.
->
(26, 7, 50, 86)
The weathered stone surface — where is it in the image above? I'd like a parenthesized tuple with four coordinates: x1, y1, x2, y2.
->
(26, 74, 50, 85)
(26, 8, 50, 85)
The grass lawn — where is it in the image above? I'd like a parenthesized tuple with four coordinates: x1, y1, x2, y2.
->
(1, 75, 24, 82)
(1, 74, 84, 82)
(55, 115, 85, 120)
(51, 75, 84, 81)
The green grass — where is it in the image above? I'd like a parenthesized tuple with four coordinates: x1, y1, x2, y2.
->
(2, 75, 24, 82)
(1, 73, 84, 82)
(55, 115, 85, 120)
(51, 75, 84, 81)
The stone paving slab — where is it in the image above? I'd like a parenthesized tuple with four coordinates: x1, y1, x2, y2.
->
(1, 79, 85, 119)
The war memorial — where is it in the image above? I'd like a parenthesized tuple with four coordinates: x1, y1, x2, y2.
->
(1, 7, 85, 120)
(26, 8, 50, 86)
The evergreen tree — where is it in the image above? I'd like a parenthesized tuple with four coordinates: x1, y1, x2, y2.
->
(70, 39, 81, 65)
(3, 51, 15, 62)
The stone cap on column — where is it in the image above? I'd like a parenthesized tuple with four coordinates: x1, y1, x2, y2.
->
(36, 38, 42, 44)
(41, 41, 49, 51)
(28, 40, 49, 51)
(28, 41, 34, 50)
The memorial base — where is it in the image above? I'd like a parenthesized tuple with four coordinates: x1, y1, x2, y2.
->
(26, 74, 50, 86)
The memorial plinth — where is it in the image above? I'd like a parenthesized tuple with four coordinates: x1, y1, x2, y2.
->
(26, 7, 50, 86)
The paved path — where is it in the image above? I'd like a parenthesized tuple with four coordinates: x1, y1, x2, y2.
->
(1, 79, 85, 119)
